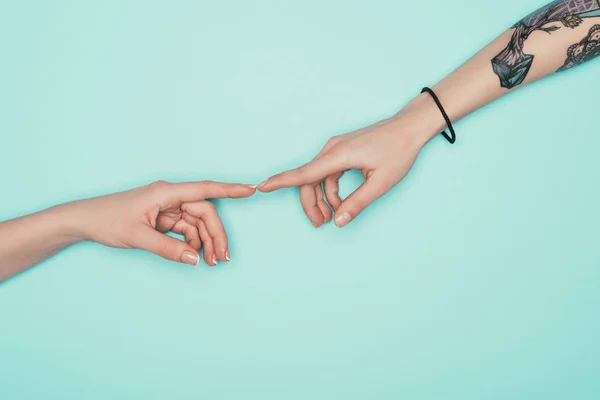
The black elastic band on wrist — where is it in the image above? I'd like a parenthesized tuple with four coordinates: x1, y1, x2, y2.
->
(421, 87, 456, 144)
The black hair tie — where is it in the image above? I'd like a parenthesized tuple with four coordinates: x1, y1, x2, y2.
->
(421, 87, 456, 144)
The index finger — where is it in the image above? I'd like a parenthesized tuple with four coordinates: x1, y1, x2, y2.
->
(164, 181, 257, 203)
(258, 154, 346, 193)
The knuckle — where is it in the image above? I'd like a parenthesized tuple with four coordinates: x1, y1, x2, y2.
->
(324, 175, 337, 184)
(329, 141, 352, 156)
(153, 179, 169, 187)
(148, 180, 169, 191)
(194, 201, 216, 218)
(326, 186, 339, 195)
(326, 136, 341, 147)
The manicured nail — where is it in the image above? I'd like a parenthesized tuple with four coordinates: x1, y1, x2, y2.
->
(334, 212, 352, 228)
(181, 251, 200, 266)
(212, 256, 218, 266)
(225, 250, 231, 261)
(246, 184, 257, 189)
(258, 180, 268, 188)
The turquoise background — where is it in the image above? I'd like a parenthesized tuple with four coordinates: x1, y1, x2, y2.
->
(1, 0, 600, 398)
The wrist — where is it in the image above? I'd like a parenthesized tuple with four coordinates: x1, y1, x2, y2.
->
(390, 92, 449, 149)
(47, 202, 89, 243)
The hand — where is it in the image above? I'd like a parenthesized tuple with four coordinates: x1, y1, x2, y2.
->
(69, 180, 256, 266)
(258, 95, 444, 228)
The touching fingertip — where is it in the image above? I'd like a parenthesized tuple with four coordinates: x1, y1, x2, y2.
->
(257, 183, 272, 193)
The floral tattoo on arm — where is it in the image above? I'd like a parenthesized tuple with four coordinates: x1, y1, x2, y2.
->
(492, 0, 600, 89)
(558, 24, 600, 70)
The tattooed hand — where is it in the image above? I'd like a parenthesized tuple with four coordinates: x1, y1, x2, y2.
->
(258, 1, 600, 230)
(258, 95, 445, 228)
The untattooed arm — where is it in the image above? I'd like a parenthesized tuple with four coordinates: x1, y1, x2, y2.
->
(258, 0, 600, 228)
(0, 181, 256, 282)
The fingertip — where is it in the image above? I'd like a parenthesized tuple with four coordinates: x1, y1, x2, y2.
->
(302, 206, 325, 229)
(303, 207, 323, 228)
(181, 250, 200, 266)
(241, 185, 258, 197)
(334, 211, 353, 228)
(216, 247, 228, 262)
(203, 249, 215, 266)
(307, 209, 325, 228)
(317, 201, 332, 223)
(227, 184, 258, 198)
(258, 172, 297, 192)
(257, 179, 275, 193)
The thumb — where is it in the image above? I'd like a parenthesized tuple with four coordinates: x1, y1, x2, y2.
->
(131, 226, 200, 266)
(333, 173, 393, 228)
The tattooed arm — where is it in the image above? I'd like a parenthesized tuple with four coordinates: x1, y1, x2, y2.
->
(446, 0, 600, 120)
(415, 0, 600, 130)
(258, 0, 600, 228)
(492, 0, 600, 88)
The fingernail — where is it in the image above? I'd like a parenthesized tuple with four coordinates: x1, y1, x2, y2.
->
(246, 184, 257, 189)
(258, 180, 268, 188)
(181, 251, 200, 266)
(334, 212, 352, 228)
(225, 250, 231, 261)
(212, 256, 218, 266)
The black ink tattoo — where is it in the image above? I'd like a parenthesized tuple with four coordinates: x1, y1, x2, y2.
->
(491, 0, 600, 89)
(558, 24, 600, 70)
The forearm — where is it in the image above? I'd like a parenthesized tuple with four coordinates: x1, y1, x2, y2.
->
(0, 204, 84, 282)
(403, 0, 600, 144)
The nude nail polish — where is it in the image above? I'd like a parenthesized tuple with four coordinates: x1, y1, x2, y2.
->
(334, 212, 352, 228)
(225, 250, 231, 261)
(212, 256, 218, 266)
(181, 251, 200, 266)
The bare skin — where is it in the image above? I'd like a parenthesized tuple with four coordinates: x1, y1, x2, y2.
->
(0, 180, 256, 282)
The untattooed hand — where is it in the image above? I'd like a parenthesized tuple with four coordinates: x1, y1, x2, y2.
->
(70, 180, 256, 266)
